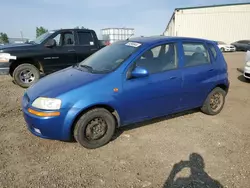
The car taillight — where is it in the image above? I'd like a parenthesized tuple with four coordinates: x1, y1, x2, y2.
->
(105, 41, 110, 46)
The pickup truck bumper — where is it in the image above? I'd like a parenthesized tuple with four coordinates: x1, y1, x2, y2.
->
(0, 63, 10, 75)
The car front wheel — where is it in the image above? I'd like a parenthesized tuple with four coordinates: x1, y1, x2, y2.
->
(74, 108, 116, 149)
(201, 87, 226, 115)
(13, 63, 40, 88)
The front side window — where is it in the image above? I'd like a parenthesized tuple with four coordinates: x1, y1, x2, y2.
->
(135, 43, 177, 74)
(182, 42, 210, 67)
(52, 32, 74, 46)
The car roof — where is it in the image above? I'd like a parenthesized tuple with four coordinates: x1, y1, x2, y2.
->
(128, 36, 215, 45)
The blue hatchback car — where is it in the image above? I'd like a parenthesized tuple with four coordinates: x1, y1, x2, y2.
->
(22, 36, 229, 149)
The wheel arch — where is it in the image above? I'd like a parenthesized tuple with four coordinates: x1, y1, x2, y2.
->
(215, 83, 229, 94)
(10, 58, 44, 76)
(70, 104, 121, 139)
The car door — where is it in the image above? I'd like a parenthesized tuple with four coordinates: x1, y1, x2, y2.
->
(42, 31, 77, 73)
(121, 42, 183, 124)
(244, 40, 250, 51)
(74, 31, 100, 63)
(179, 41, 216, 110)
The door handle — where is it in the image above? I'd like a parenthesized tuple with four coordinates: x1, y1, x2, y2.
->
(68, 49, 75, 52)
(90, 48, 98, 51)
(208, 69, 214, 72)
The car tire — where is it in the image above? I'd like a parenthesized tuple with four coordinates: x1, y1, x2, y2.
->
(244, 76, 250, 82)
(74, 108, 116, 149)
(220, 47, 225, 52)
(201, 87, 226, 115)
(13, 63, 40, 88)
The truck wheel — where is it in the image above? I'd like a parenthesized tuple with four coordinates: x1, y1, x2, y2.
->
(74, 108, 116, 149)
(13, 63, 40, 88)
(201, 87, 226, 115)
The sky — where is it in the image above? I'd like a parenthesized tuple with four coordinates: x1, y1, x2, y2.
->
(0, 0, 249, 40)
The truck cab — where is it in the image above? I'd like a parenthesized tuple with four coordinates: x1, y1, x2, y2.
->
(0, 28, 105, 88)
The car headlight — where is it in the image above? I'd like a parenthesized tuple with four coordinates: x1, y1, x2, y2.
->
(246, 62, 250, 67)
(0, 53, 16, 63)
(32, 97, 62, 110)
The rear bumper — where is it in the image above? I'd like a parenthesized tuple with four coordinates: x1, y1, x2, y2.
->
(0, 62, 10, 75)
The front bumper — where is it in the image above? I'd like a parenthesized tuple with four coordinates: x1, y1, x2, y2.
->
(22, 94, 82, 141)
(0, 62, 11, 75)
(244, 66, 250, 79)
(224, 48, 236, 52)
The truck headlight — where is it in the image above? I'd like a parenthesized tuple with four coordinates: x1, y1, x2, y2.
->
(0, 53, 17, 63)
(32, 97, 62, 110)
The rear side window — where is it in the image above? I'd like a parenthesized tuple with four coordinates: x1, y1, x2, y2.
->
(77, 32, 95, 46)
(182, 42, 210, 67)
(207, 43, 217, 59)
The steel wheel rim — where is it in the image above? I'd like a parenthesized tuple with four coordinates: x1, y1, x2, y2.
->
(210, 92, 223, 112)
(85, 117, 108, 141)
(19, 69, 35, 83)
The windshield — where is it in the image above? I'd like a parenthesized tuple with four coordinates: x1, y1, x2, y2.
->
(78, 41, 142, 73)
(33, 31, 55, 44)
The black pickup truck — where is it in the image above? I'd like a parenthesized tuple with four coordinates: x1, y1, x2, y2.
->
(0, 28, 107, 88)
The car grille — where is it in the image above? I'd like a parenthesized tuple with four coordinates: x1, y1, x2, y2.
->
(245, 73, 250, 77)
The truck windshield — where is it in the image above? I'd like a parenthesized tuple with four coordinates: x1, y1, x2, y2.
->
(33, 31, 55, 44)
(78, 41, 142, 73)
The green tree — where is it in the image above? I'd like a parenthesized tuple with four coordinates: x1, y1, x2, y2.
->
(0, 32, 9, 44)
(36, 26, 48, 37)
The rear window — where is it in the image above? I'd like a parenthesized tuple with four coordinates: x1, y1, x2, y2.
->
(208, 43, 217, 59)
(182, 42, 210, 67)
(77, 32, 95, 46)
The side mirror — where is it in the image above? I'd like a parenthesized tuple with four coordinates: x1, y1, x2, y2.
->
(131, 66, 149, 78)
(45, 39, 56, 48)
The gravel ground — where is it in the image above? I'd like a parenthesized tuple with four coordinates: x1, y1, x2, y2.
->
(0, 52, 249, 188)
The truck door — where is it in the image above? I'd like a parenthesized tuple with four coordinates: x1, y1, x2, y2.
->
(74, 31, 100, 63)
(42, 31, 77, 73)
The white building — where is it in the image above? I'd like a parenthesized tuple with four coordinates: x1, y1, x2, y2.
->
(164, 3, 250, 44)
(101, 28, 135, 44)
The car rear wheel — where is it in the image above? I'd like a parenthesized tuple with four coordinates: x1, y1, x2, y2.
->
(220, 47, 225, 52)
(201, 87, 226, 115)
(13, 63, 40, 88)
(74, 108, 116, 149)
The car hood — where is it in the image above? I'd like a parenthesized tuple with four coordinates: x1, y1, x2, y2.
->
(0, 43, 36, 52)
(218, 44, 235, 48)
(26, 67, 106, 101)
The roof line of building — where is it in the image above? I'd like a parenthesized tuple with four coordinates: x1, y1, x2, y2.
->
(101, 28, 134, 30)
(175, 2, 250, 11)
(164, 2, 250, 34)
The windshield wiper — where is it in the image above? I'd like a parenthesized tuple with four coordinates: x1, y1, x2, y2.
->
(80, 64, 93, 72)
